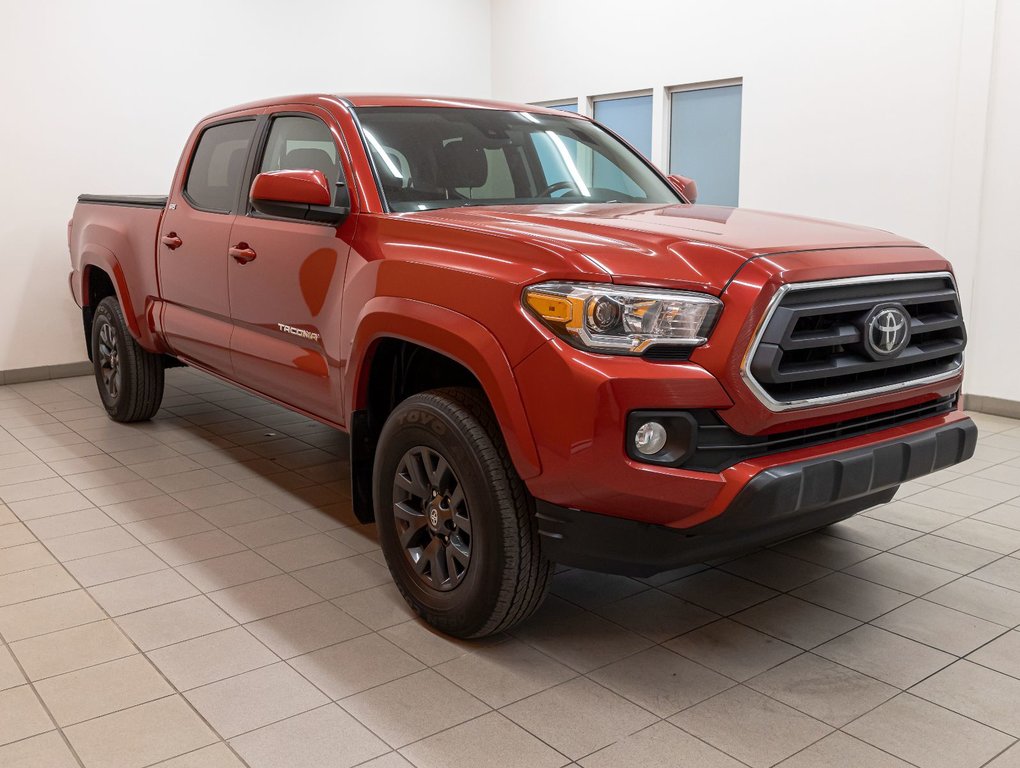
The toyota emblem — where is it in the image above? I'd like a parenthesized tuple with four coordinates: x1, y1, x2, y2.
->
(864, 304, 910, 359)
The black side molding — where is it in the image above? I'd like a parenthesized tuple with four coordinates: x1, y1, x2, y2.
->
(77, 195, 169, 209)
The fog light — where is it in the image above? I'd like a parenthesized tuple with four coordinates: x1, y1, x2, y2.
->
(634, 421, 668, 455)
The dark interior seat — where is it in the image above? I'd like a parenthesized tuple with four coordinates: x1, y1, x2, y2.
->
(282, 147, 339, 190)
(436, 140, 488, 192)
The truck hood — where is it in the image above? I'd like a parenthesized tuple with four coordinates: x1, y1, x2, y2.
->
(409, 203, 923, 293)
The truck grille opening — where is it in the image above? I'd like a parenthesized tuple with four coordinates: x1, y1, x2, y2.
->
(745, 273, 966, 407)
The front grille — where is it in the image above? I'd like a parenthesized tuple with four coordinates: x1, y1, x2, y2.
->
(745, 273, 966, 407)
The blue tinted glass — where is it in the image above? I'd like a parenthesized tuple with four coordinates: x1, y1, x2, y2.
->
(593, 95, 652, 194)
(550, 102, 578, 113)
(669, 85, 742, 206)
(593, 95, 652, 157)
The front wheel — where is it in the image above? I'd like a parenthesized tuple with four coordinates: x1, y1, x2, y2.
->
(91, 296, 164, 422)
(373, 387, 552, 638)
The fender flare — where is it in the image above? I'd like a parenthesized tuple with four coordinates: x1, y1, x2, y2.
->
(347, 296, 542, 480)
(76, 245, 146, 344)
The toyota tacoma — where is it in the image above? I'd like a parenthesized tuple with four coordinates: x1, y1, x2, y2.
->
(67, 94, 976, 637)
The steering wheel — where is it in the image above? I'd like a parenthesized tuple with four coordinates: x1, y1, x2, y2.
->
(537, 180, 581, 198)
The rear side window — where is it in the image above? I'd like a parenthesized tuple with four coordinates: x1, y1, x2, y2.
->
(185, 120, 256, 212)
(259, 115, 344, 205)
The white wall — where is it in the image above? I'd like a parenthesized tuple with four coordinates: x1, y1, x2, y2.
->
(491, 0, 1014, 402)
(3, 0, 1017, 403)
(0, 0, 491, 372)
(966, 0, 1020, 402)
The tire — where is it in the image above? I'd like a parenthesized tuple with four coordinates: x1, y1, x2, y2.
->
(91, 296, 164, 422)
(373, 387, 552, 638)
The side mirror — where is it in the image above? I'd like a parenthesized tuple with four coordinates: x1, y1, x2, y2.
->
(250, 169, 349, 224)
(667, 174, 698, 204)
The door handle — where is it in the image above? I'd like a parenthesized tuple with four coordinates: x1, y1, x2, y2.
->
(229, 244, 257, 264)
(161, 233, 183, 250)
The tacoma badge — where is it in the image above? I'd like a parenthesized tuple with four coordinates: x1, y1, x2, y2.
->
(277, 323, 320, 342)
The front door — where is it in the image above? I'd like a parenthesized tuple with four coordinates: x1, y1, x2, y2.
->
(227, 110, 355, 420)
(158, 117, 258, 375)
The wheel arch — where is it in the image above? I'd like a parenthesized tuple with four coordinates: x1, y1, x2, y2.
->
(77, 248, 146, 353)
(346, 297, 541, 522)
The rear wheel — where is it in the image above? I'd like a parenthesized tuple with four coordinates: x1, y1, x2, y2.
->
(91, 296, 164, 422)
(374, 387, 552, 638)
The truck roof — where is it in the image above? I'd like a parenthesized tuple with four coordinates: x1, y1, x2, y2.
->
(205, 94, 583, 120)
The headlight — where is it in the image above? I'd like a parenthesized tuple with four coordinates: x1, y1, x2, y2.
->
(523, 281, 722, 355)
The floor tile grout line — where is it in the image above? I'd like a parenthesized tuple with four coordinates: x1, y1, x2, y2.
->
(557, 523, 1020, 694)
(978, 740, 1020, 768)
(836, 691, 1020, 760)
(5, 381, 1020, 762)
(396, 708, 579, 767)
(0, 607, 89, 767)
(5, 514, 257, 768)
(726, 571, 1013, 657)
(279, 628, 494, 752)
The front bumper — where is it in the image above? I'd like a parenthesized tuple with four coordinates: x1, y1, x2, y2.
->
(535, 417, 977, 576)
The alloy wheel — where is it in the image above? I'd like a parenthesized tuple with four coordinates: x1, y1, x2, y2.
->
(97, 319, 121, 400)
(392, 445, 472, 591)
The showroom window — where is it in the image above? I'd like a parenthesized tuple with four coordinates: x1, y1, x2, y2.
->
(592, 93, 653, 193)
(184, 120, 256, 213)
(547, 101, 579, 113)
(669, 83, 742, 206)
(592, 94, 653, 157)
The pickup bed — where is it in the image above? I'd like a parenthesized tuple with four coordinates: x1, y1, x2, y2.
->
(68, 94, 976, 637)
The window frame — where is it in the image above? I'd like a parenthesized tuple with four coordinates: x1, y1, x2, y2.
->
(243, 109, 353, 224)
(181, 116, 259, 216)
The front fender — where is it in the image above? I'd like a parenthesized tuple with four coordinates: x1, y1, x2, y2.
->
(347, 296, 541, 480)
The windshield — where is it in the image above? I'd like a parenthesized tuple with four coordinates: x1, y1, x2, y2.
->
(354, 106, 681, 212)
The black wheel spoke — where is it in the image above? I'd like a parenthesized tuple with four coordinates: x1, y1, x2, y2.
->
(393, 470, 420, 497)
(96, 319, 121, 401)
(448, 484, 466, 512)
(445, 545, 461, 581)
(394, 501, 427, 547)
(404, 451, 430, 496)
(425, 452, 453, 490)
(410, 547, 430, 576)
(429, 541, 447, 584)
(391, 444, 471, 592)
(417, 538, 440, 575)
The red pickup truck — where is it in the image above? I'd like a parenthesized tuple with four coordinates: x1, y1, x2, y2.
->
(68, 94, 976, 637)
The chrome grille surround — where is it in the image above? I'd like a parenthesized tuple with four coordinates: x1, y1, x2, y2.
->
(740, 272, 965, 412)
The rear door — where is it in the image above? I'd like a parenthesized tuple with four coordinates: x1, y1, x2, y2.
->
(157, 115, 259, 375)
(226, 108, 356, 420)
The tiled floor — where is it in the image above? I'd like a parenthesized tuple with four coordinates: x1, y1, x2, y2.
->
(1, 369, 1020, 768)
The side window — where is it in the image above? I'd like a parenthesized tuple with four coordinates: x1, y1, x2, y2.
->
(185, 120, 256, 213)
(259, 116, 344, 204)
